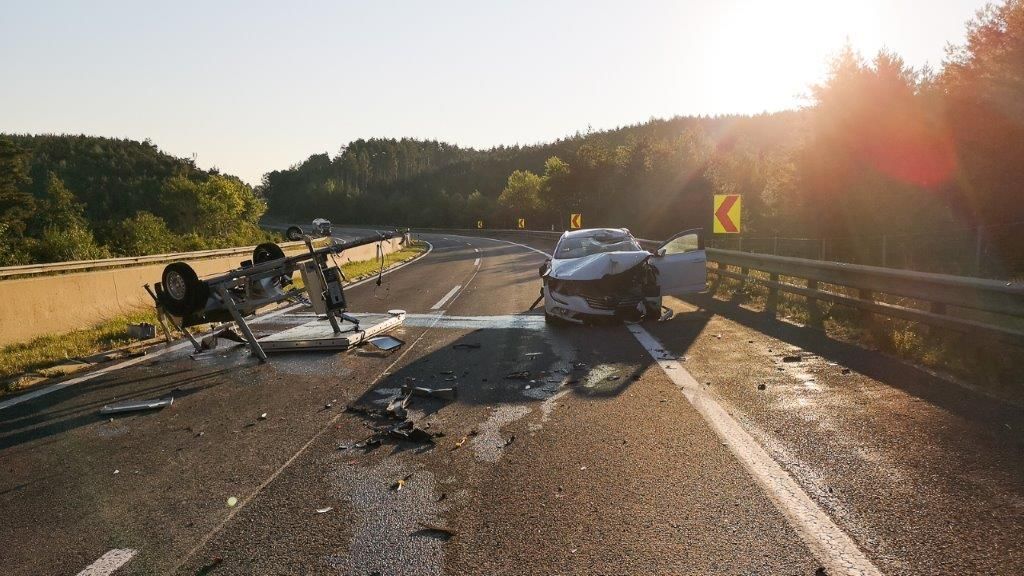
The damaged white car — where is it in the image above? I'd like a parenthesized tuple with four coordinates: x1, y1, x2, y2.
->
(539, 227, 707, 323)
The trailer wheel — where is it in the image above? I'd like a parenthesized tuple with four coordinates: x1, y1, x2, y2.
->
(253, 242, 286, 264)
(286, 226, 303, 241)
(160, 262, 207, 316)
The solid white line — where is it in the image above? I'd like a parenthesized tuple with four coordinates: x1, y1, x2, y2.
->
(474, 257, 481, 266)
(430, 285, 462, 310)
(0, 242, 435, 412)
(626, 324, 882, 576)
(76, 548, 138, 576)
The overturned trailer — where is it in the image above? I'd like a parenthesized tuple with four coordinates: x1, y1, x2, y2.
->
(147, 232, 404, 361)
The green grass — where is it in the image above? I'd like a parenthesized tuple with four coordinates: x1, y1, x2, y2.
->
(706, 266, 1024, 402)
(0, 240, 428, 394)
(1, 310, 159, 388)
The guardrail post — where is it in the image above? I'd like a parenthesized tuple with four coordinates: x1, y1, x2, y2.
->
(806, 279, 824, 327)
(766, 272, 779, 316)
(858, 288, 875, 331)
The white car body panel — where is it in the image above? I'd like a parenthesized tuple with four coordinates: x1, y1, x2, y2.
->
(541, 227, 707, 321)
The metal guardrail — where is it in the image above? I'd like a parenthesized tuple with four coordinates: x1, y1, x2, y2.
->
(0, 240, 317, 280)
(414, 227, 1024, 345)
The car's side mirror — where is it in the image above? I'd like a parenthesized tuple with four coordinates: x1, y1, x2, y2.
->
(656, 248, 666, 257)
(538, 258, 551, 277)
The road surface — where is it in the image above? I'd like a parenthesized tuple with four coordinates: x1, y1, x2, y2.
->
(0, 233, 1021, 575)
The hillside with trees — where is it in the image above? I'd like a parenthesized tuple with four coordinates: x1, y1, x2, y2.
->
(261, 1, 1024, 277)
(0, 135, 273, 266)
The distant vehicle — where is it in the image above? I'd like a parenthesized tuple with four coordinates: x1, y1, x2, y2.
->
(286, 218, 333, 241)
(538, 227, 707, 323)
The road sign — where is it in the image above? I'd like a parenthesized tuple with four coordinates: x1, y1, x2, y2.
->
(517, 218, 526, 229)
(713, 194, 741, 234)
(476, 220, 483, 229)
(570, 213, 582, 229)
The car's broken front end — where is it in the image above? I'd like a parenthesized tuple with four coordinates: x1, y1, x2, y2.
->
(543, 255, 660, 323)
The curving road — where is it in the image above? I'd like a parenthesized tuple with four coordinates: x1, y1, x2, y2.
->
(0, 233, 1021, 575)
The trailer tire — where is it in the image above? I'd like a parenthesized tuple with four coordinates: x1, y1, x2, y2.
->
(286, 226, 303, 241)
(160, 262, 208, 316)
(253, 242, 285, 264)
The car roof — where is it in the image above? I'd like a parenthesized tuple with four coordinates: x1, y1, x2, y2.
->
(560, 227, 631, 240)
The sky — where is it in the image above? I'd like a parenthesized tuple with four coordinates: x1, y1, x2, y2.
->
(0, 0, 988, 185)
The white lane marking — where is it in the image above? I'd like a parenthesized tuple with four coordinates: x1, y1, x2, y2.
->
(171, 241, 467, 574)
(627, 324, 882, 576)
(76, 548, 138, 576)
(271, 313, 545, 331)
(0, 242, 434, 411)
(430, 285, 462, 310)
(474, 248, 480, 253)
(474, 257, 480, 266)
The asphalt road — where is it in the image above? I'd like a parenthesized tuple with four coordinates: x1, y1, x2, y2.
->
(0, 233, 1021, 575)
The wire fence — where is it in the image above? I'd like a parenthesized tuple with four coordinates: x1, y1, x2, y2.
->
(706, 221, 1024, 280)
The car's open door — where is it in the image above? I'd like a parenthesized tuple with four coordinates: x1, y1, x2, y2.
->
(650, 228, 707, 296)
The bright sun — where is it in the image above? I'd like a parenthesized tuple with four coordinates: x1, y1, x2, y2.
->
(701, 1, 883, 113)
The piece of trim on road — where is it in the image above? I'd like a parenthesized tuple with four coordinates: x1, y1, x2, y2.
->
(75, 548, 138, 576)
(627, 324, 883, 576)
(431, 285, 462, 310)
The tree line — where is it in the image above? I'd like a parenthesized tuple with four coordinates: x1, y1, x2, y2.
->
(261, 1, 1024, 276)
(0, 135, 273, 265)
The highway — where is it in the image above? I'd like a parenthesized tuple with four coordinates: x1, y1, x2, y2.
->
(0, 233, 1021, 575)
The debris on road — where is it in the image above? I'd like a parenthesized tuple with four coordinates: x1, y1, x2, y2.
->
(503, 434, 516, 447)
(401, 384, 458, 401)
(414, 522, 456, 540)
(505, 370, 531, 380)
(757, 384, 767, 391)
(525, 352, 542, 357)
(841, 368, 852, 374)
(386, 394, 411, 420)
(391, 473, 414, 491)
(367, 335, 404, 352)
(226, 496, 238, 507)
(99, 396, 173, 415)
(782, 355, 802, 363)
(316, 506, 333, 514)
(127, 322, 156, 340)
(259, 412, 268, 420)
(452, 343, 481, 350)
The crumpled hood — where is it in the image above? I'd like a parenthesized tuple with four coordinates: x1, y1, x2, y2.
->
(548, 251, 650, 281)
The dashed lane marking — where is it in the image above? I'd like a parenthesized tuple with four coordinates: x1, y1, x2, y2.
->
(75, 548, 137, 576)
(627, 323, 883, 576)
(474, 257, 480, 266)
(430, 285, 462, 310)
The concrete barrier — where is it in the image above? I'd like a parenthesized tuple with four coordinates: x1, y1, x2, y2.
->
(0, 237, 404, 347)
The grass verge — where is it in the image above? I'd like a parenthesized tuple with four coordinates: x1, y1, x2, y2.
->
(0, 240, 428, 394)
(705, 267, 1024, 402)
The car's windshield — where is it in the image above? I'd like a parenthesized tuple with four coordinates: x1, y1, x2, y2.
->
(554, 232, 641, 259)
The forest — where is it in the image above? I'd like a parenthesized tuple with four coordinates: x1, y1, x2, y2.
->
(2, 1, 1022, 276)
(260, 1, 1024, 277)
(0, 135, 272, 266)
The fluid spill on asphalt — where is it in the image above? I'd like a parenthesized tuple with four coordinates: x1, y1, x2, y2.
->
(328, 458, 447, 576)
(471, 405, 530, 463)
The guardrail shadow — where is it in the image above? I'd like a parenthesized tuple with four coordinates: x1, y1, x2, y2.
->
(682, 292, 1024, 428)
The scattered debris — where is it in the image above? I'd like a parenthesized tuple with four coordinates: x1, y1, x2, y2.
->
(782, 355, 802, 363)
(757, 384, 767, 391)
(453, 435, 469, 450)
(99, 396, 173, 415)
(386, 394, 411, 420)
(606, 375, 620, 381)
(113, 469, 120, 475)
(815, 568, 828, 576)
(503, 434, 516, 447)
(580, 466, 587, 471)
(259, 412, 268, 420)
(440, 370, 454, 375)
(226, 496, 238, 507)
(127, 322, 156, 340)
(444, 376, 457, 381)
(436, 493, 447, 502)
(316, 507, 333, 514)
(452, 343, 481, 350)
(714, 334, 722, 339)
(391, 473, 414, 491)
(505, 370, 531, 380)
(367, 335, 404, 352)
(571, 362, 588, 371)
(841, 368, 851, 374)
(524, 352, 542, 357)
(747, 339, 754, 344)
(414, 522, 457, 540)
(401, 384, 458, 401)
